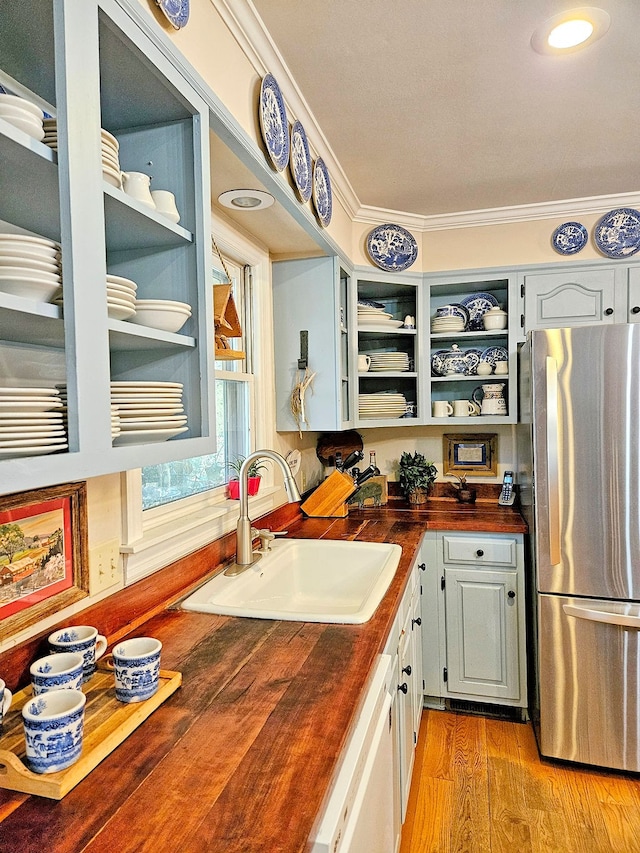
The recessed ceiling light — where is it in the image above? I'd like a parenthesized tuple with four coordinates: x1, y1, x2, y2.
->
(217, 189, 275, 210)
(531, 7, 610, 54)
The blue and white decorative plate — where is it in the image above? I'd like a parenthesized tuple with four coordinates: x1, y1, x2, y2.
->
(155, 0, 189, 29)
(552, 221, 588, 255)
(289, 120, 312, 203)
(459, 292, 500, 330)
(594, 208, 640, 258)
(366, 224, 418, 272)
(480, 345, 509, 367)
(312, 157, 332, 227)
(259, 74, 289, 173)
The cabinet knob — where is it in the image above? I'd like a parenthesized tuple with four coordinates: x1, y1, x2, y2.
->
(418, 562, 426, 571)
(398, 683, 408, 694)
(508, 590, 516, 599)
(412, 617, 422, 628)
(476, 549, 484, 557)
(604, 308, 614, 316)
(632, 306, 640, 315)
(402, 665, 412, 676)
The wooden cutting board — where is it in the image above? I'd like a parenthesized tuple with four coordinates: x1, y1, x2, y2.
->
(300, 470, 356, 517)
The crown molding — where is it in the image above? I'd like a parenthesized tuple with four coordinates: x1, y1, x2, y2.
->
(354, 190, 640, 232)
(211, 0, 361, 217)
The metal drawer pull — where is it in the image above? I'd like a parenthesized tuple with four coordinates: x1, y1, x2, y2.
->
(476, 549, 484, 557)
(398, 683, 408, 694)
(402, 665, 412, 676)
(563, 603, 640, 629)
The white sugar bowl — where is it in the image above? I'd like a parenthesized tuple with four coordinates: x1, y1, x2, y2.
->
(482, 307, 508, 331)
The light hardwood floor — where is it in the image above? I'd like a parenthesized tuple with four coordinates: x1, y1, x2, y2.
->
(400, 709, 640, 853)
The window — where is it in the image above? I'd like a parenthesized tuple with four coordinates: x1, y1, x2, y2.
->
(141, 257, 253, 510)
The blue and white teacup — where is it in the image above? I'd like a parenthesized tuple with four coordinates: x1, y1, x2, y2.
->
(109, 637, 162, 704)
(48, 626, 107, 681)
(22, 688, 86, 774)
(30, 652, 84, 696)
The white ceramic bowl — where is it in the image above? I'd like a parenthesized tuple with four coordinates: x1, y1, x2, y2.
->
(482, 310, 508, 331)
(0, 113, 44, 141)
(0, 102, 44, 123)
(0, 94, 43, 120)
(0, 276, 61, 302)
(131, 300, 192, 333)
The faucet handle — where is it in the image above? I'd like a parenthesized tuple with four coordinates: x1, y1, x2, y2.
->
(256, 529, 276, 552)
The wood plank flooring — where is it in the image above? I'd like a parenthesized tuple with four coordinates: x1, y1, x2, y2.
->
(400, 709, 640, 853)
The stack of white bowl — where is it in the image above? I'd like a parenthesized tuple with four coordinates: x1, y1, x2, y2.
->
(110, 381, 188, 446)
(0, 233, 62, 302)
(0, 386, 67, 458)
(106, 274, 137, 320)
(358, 392, 407, 420)
(0, 94, 44, 142)
(101, 129, 122, 188)
(130, 299, 192, 334)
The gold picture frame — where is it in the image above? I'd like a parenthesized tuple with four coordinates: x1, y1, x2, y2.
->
(443, 433, 498, 477)
(0, 482, 89, 641)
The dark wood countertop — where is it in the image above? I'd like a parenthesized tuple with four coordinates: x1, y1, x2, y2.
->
(0, 502, 526, 852)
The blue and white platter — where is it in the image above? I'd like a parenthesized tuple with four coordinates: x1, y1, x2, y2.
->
(366, 224, 418, 272)
(289, 120, 312, 203)
(594, 208, 640, 258)
(312, 157, 332, 227)
(552, 221, 588, 255)
(155, 0, 189, 29)
(480, 345, 509, 367)
(259, 74, 289, 173)
(459, 292, 499, 330)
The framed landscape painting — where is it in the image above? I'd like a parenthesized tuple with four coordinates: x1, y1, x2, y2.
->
(0, 482, 88, 640)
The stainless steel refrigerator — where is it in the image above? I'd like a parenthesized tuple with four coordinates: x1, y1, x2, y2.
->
(518, 324, 640, 772)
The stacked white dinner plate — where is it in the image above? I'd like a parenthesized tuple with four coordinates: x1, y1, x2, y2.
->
(0, 94, 45, 142)
(431, 316, 465, 333)
(101, 129, 122, 189)
(106, 274, 137, 320)
(358, 392, 407, 420)
(111, 405, 121, 440)
(110, 381, 188, 445)
(0, 387, 67, 457)
(366, 352, 410, 372)
(357, 302, 403, 329)
(0, 234, 62, 302)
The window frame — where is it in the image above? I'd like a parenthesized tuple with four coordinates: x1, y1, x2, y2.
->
(120, 217, 279, 585)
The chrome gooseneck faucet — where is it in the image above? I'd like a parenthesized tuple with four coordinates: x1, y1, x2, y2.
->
(226, 449, 301, 576)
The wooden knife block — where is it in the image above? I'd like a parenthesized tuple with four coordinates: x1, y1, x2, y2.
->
(301, 470, 356, 518)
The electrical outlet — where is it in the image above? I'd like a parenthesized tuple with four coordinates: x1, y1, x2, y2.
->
(89, 538, 122, 593)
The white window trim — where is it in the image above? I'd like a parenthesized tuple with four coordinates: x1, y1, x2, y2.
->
(120, 216, 282, 585)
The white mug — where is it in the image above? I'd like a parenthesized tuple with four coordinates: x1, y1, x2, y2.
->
(22, 689, 86, 774)
(358, 354, 371, 372)
(150, 190, 180, 224)
(49, 626, 107, 681)
(30, 652, 84, 695)
(452, 399, 475, 418)
(494, 360, 509, 375)
(107, 637, 162, 704)
(121, 171, 155, 208)
(432, 400, 453, 418)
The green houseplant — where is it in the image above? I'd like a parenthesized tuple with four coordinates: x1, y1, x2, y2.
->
(227, 456, 267, 500)
(398, 452, 437, 505)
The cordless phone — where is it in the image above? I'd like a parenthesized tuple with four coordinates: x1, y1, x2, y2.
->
(498, 471, 515, 506)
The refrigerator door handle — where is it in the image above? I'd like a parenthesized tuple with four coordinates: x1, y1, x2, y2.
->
(546, 356, 561, 565)
(563, 603, 640, 629)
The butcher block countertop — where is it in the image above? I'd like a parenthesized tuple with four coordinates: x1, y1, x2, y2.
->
(0, 498, 526, 853)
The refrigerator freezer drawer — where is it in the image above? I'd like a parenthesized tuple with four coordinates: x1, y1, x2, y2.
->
(538, 593, 640, 771)
(442, 534, 517, 567)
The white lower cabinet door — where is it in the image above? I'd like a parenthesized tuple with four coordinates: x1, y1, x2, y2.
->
(444, 567, 520, 700)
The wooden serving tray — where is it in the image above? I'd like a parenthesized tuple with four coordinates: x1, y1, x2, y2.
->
(0, 665, 182, 800)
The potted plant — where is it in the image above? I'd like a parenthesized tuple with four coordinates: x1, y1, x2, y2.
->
(227, 456, 267, 500)
(398, 452, 437, 505)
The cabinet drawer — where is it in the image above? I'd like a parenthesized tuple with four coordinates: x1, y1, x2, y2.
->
(442, 535, 517, 567)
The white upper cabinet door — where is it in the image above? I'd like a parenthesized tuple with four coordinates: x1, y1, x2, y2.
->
(522, 267, 621, 331)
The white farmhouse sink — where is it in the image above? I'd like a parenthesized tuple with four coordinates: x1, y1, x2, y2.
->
(181, 538, 402, 624)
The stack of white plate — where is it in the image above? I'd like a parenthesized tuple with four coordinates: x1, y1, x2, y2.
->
(431, 316, 465, 333)
(358, 392, 407, 420)
(111, 405, 121, 440)
(0, 387, 67, 457)
(130, 299, 192, 334)
(101, 129, 122, 189)
(0, 234, 62, 302)
(366, 352, 410, 372)
(41, 117, 58, 151)
(106, 274, 137, 320)
(110, 381, 188, 445)
(358, 303, 404, 329)
(0, 94, 44, 142)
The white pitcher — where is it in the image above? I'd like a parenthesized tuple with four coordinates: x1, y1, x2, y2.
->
(121, 171, 155, 208)
(473, 383, 507, 416)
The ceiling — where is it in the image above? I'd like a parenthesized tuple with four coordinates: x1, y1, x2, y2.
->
(248, 0, 640, 219)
